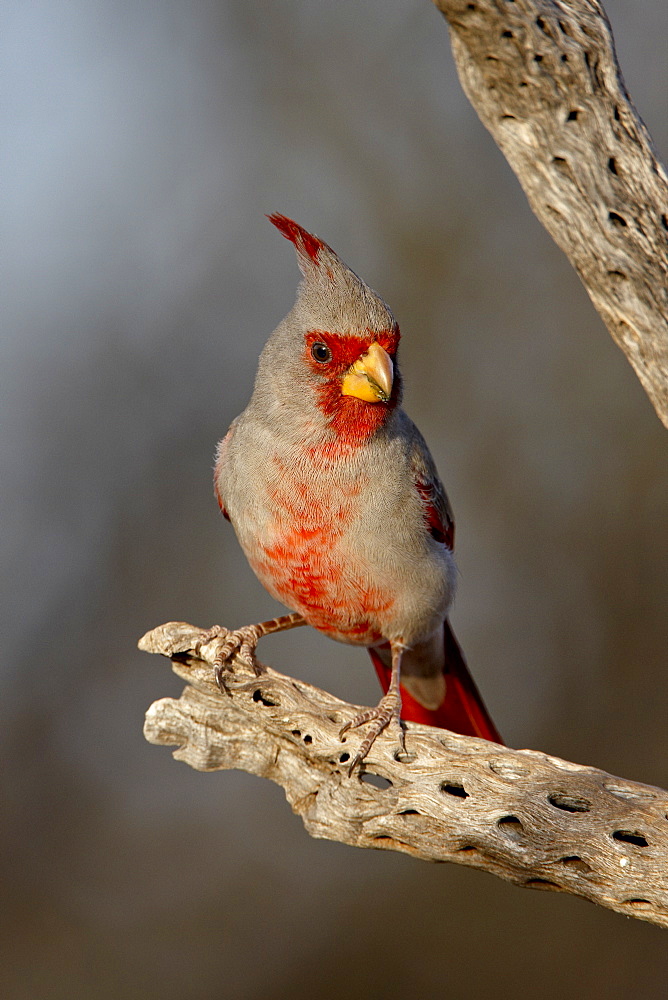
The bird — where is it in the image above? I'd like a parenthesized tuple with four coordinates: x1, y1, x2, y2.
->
(206, 214, 502, 773)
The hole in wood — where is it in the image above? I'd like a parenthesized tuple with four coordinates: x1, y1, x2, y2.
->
(303, 734, 312, 745)
(502, 114, 517, 120)
(566, 110, 579, 121)
(614, 105, 620, 121)
(339, 752, 350, 763)
(252, 689, 277, 707)
(373, 835, 411, 850)
(441, 782, 469, 799)
(558, 20, 570, 35)
(292, 729, 301, 737)
(661, 214, 668, 231)
(545, 204, 566, 222)
(489, 758, 531, 779)
(502, 30, 513, 38)
(552, 157, 570, 175)
(548, 793, 591, 813)
(605, 782, 656, 801)
(607, 270, 627, 279)
(360, 772, 393, 790)
(399, 809, 419, 816)
(624, 899, 653, 908)
(457, 846, 477, 854)
(534, 54, 543, 63)
(536, 17, 547, 32)
(526, 879, 561, 890)
(561, 53, 568, 62)
(497, 815, 525, 841)
(613, 830, 648, 848)
(608, 211, 627, 227)
(467, 3, 476, 9)
(608, 157, 618, 175)
(560, 855, 593, 874)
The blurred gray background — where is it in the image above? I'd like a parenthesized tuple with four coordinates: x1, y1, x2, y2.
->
(3, 1, 667, 997)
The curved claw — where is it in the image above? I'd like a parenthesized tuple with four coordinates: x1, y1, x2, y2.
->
(338, 719, 353, 740)
(347, 751, 366, 778)
(215, 662, 233, 695)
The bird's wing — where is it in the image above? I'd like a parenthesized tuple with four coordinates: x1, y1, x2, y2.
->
(407, 423, 455, 550)
(214, 420, 237, 521)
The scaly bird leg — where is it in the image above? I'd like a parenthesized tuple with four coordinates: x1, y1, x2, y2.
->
(340, 639, 406, 776)
(190, 613, 307, 691)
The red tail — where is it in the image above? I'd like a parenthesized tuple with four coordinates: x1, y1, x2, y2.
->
(368, 621, 503, 744)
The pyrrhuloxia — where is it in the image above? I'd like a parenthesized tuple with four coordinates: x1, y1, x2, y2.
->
(209, 215, 502, 772)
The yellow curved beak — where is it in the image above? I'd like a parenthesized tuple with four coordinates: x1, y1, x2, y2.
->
(340, 342, 393, 404)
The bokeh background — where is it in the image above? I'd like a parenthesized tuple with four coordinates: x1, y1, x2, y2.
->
(3, 1, 667, 997)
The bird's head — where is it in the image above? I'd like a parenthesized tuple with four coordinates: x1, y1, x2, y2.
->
(257, 214, 402, 445)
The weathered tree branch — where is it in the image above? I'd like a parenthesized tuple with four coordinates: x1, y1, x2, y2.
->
(140, 622, 668, 930)
(432, 0, 668, 426)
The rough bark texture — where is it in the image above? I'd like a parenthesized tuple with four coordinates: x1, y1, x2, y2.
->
(140, 622, 668, 930)
(432, 0, 668, 426)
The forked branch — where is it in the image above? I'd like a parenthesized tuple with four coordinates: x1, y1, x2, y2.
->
(140, 622, 668, 930)
(433, 0, 668, 426)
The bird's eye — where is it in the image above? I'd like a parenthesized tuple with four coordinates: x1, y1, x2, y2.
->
(311, 342, 332, 363)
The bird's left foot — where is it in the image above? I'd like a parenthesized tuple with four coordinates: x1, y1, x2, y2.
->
(339, 690, 405, 776)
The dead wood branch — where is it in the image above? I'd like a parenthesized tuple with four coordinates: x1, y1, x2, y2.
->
(432, 0, 668, 427)
(140, 622, 668, 930)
